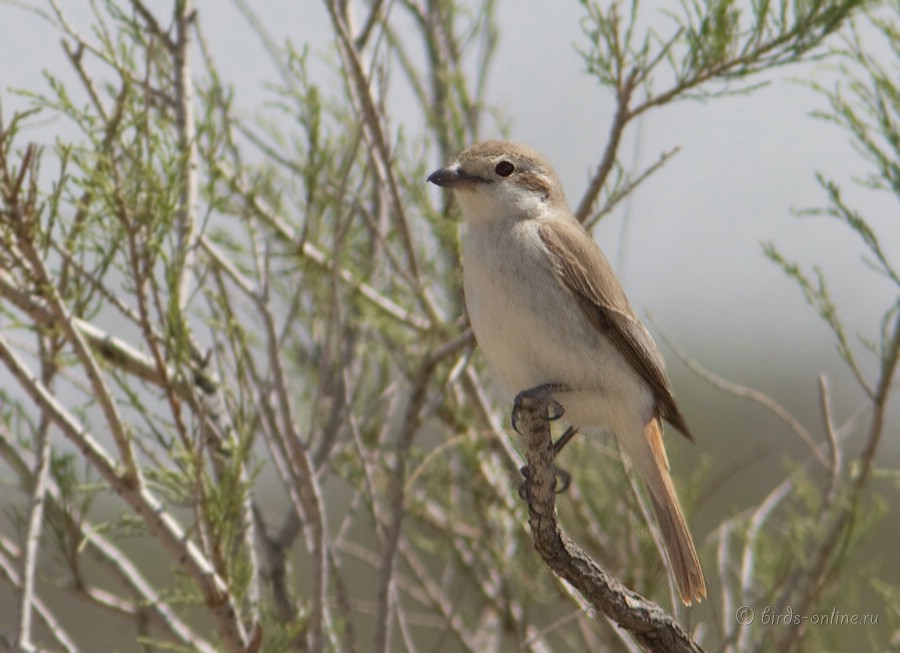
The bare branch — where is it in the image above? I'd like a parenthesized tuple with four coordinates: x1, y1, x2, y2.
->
(0, 334, 250, 652)
(0, 538, 78, 653)
(172, 1, 200, 310)
(15, 337, 55, 652)
(657, 327, 830, 469)
(516, 391, 705, 653)
(575, 68, 638, 223)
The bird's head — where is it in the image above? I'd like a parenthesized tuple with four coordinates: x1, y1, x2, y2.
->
(428, 141, 568, 224)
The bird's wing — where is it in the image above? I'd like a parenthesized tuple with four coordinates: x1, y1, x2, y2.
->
(538, 220, 692, 440)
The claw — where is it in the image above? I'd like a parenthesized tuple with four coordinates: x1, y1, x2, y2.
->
(512, 384, 577, 500)
(518, 463, 572, 499)
(512, 382, 570, 432)
(511, 404, 524, 435)
(554, 467, 571, 494)
(518, 465, 530, 501)
(546, 398, 564, 421)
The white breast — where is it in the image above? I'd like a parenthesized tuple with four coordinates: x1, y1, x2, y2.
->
(461, 216, 651, 429)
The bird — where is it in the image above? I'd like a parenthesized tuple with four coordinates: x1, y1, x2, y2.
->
(428, 140, 706, 604)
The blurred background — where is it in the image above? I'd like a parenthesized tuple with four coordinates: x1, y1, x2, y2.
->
(5, 0, 895, 427)
(1, 1, 897, 651)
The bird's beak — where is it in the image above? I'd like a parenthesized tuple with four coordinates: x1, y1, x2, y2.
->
(427, 165, 462, 188)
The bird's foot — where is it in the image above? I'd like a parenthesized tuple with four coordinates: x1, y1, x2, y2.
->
(517, 423, 579, 499)
(518, 463, 572, 500)
(511, 382, 570, 434)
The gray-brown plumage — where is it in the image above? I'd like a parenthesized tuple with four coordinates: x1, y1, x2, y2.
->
(429, 140, 706, 604)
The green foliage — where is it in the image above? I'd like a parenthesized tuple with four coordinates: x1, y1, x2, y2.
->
(765, 3, 899, 394)
(578, 0, 865, 107)
(0, 1, 896, 651)
(757, 4, 900, 649)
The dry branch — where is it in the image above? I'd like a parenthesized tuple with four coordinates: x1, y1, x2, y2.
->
(516, 392, 704, 653)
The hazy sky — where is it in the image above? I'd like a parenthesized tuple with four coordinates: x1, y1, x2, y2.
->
(2, 1, 897, 449)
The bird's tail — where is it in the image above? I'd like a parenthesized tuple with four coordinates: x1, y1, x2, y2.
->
(629, 419, 707, 605)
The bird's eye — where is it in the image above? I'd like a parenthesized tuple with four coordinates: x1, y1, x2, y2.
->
(494, 161, 515, 177)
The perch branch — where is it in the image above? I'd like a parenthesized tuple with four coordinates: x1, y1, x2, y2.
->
(516, 392, 704, 653)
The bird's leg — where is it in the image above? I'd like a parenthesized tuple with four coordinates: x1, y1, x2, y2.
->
(512, 383, 576, 495)
(550, 426, 579, 492)
(553, 425, 579, 455)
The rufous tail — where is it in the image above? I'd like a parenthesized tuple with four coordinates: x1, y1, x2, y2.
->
(643, 418, 706, 605)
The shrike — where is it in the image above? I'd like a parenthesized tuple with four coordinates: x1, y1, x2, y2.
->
(428, 140, 706, 604)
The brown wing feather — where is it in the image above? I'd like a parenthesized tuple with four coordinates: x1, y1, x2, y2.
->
(538, 221, 693, 440)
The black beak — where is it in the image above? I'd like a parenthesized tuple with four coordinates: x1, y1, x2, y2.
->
(427, 167, 461, 188)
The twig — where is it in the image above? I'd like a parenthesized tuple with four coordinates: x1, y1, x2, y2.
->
(716, 520, 737, 652)
(774, 307, 900, 652)
(372, 350, 441, 653)
(0, 538, 78, 653)
(15, 227, 141, 475)
(323, 0, 436, 322)
(575, 68, 638, 223)
(817, 375, 842, 517)
(0, 424, 221, 653)
(15, 337, 55, 651)
(0, 334, 249, 652)
(587, 146, 681, 230)
(656, 327, 829, 469)
(258, 282, 330, 653)
(397, 539, 482, 652)
(170, 1, 200, 310)
(208, 170, 431, 330)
